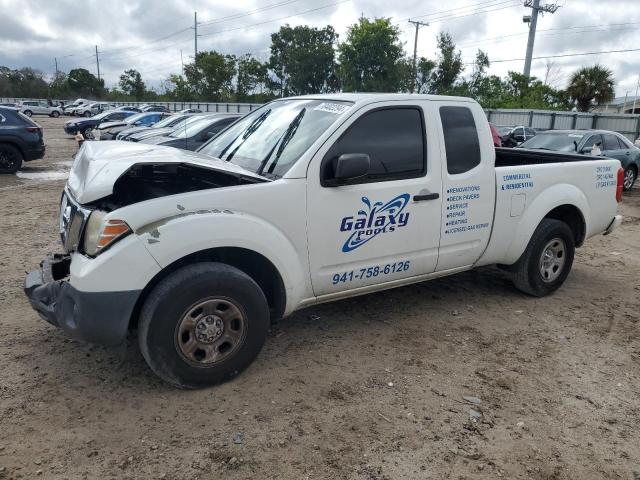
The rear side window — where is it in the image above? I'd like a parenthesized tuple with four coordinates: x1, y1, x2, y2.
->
(440, 106, 481, 174)
(322, 107, 426, 184)
(603, 134, 621, 151)
(617, 136, 630, 149)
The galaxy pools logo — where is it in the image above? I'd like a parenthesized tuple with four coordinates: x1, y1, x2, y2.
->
(339, 194, 411, 252)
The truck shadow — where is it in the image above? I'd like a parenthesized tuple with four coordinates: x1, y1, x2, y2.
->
(29, 265, 527, 392)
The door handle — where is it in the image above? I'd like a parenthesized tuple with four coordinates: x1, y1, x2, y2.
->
(413, 193, 439, 201)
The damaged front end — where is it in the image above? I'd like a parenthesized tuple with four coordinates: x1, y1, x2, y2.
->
(24, 254, 138, 346)
(89, 161, 266, 211)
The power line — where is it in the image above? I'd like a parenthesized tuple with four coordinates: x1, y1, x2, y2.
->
(197, 0, 351, 39)
(198, 0, 306, 27)
(463, 47, 640, 65)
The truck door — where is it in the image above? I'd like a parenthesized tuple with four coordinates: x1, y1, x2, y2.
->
(434, 103, 496, 271)
(306, 102, 443, 297)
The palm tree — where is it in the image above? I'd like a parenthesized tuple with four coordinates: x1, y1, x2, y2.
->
(567, 65, 615, 112)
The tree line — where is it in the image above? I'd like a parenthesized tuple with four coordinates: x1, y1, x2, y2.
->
(0, 17, 616, 112)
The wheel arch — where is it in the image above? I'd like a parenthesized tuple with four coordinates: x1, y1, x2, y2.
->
(543, 204, 586, 247)
(129, 247, 287, 331)
(502, 183, 589, 265)
(0, 140, 25, 158)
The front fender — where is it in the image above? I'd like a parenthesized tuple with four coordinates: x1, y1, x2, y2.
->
(504, 183, 589, 264)
(136, 210, 308, 315)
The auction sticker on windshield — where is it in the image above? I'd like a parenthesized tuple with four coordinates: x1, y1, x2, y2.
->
(313, 102, 351, 114)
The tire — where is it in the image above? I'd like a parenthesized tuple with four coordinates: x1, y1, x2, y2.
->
(623, 166, 637, 191)
(511, 218, 575, 297)
(83, 111, 91, 117)
(51, 110, 60, 118)
(82, 127, 93, 139)
(0, 144, 23, 174)
(23, 110, 32, 117)
(138, 262, 270, 388)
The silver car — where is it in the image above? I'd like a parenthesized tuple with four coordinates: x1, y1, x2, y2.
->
(75, 102, 114, 117)
(19, 101, 63, 118)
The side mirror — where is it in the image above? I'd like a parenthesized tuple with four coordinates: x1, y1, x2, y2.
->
(205, 131, 216, 139)
(579, 147, 592, 154)
(133, 121, 141, 126)
(330, 153, 370, 184)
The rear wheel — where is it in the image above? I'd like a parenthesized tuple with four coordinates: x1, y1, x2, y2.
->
(51, 110, 60, 118)
(83, 111, 91, 117)
(138, 262, 270, 388)
(0, 144, 23, 174)
(511, 218, 575, 297)
(623, 166, 636, 191)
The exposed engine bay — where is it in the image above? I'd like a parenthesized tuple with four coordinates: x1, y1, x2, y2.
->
(89, 163, 267, 211)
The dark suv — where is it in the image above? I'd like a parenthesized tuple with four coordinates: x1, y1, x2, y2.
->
(0, 106, 45, 174)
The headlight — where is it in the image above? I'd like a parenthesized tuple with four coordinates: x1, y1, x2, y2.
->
(83, 210, 131, 256)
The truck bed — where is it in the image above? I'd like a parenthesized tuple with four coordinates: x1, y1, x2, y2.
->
(495, 147, 595, 167)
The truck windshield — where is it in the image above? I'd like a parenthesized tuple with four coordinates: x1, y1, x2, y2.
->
(198, 99, 353, 178)
(520, 132, 585, 152)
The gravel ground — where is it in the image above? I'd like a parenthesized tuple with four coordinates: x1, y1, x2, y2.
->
(0, 116, 639, 480)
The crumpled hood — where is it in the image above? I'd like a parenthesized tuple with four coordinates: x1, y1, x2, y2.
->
(67, 140, 268, 204)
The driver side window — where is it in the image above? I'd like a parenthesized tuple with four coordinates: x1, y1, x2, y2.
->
(321, 107, 426, 185)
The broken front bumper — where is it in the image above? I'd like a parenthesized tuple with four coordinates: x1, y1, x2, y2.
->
(24, 254, 140, 346)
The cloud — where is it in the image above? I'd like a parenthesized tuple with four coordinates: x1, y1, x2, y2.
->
(0, 0, 638, 94)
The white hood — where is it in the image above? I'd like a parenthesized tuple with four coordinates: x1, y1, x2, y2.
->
(67, 141, 267, 204)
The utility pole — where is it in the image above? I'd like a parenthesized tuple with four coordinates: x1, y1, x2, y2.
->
(194, 12, 198, 66)
(408, 19, 429, 93)
(95, 45, 101, 81)
(54, 57, 59, 78)
(522, 0, 559, 77)
(632, 74, 640, 114)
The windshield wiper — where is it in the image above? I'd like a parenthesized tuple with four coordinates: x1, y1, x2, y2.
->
(222, 110, 271, 163)
(256, 108, 306, 176)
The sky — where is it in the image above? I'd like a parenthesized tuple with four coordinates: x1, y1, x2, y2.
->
(1, 0, 639, 98)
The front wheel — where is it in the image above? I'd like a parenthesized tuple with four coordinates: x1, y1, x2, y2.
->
(23, 110, 32, 117)
(82, 127, 94, 139)
(83, 111, 92, 117)
(138, 262, 270, 388)
(511, 218, 575, 297)
(51, 110, 60, 118)
(623, 166, 636, 191)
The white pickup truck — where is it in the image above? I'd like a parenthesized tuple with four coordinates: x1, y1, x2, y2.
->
(24, 94, 623, 388)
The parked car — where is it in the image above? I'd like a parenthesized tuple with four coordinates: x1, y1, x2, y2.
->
(62, 98, 91, 115)
(74, 102, 114, 117)
(519, 129, 640, 190)
(180, 108, 202, 114)
(141, 105, 171, 113)
(498, 125, 537, 147)
(115, 113, 195, 141)
(0, 102, 17, 108)
(24, 94, 624, 387)
(95, 112, 172, 140)
(18, 101, 63, 118)
(115, 105, 142, 113)
(64, 110, 138, 137)
(140, 114, 239, 150)
(0, 106, 45, 174)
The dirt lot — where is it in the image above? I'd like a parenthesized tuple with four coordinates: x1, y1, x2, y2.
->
(0, 116, 639, 480)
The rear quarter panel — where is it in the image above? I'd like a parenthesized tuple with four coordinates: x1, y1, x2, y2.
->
(479, 159, 620, 266)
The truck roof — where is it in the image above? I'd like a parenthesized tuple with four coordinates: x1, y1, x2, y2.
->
(286, 93, 478, 106)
